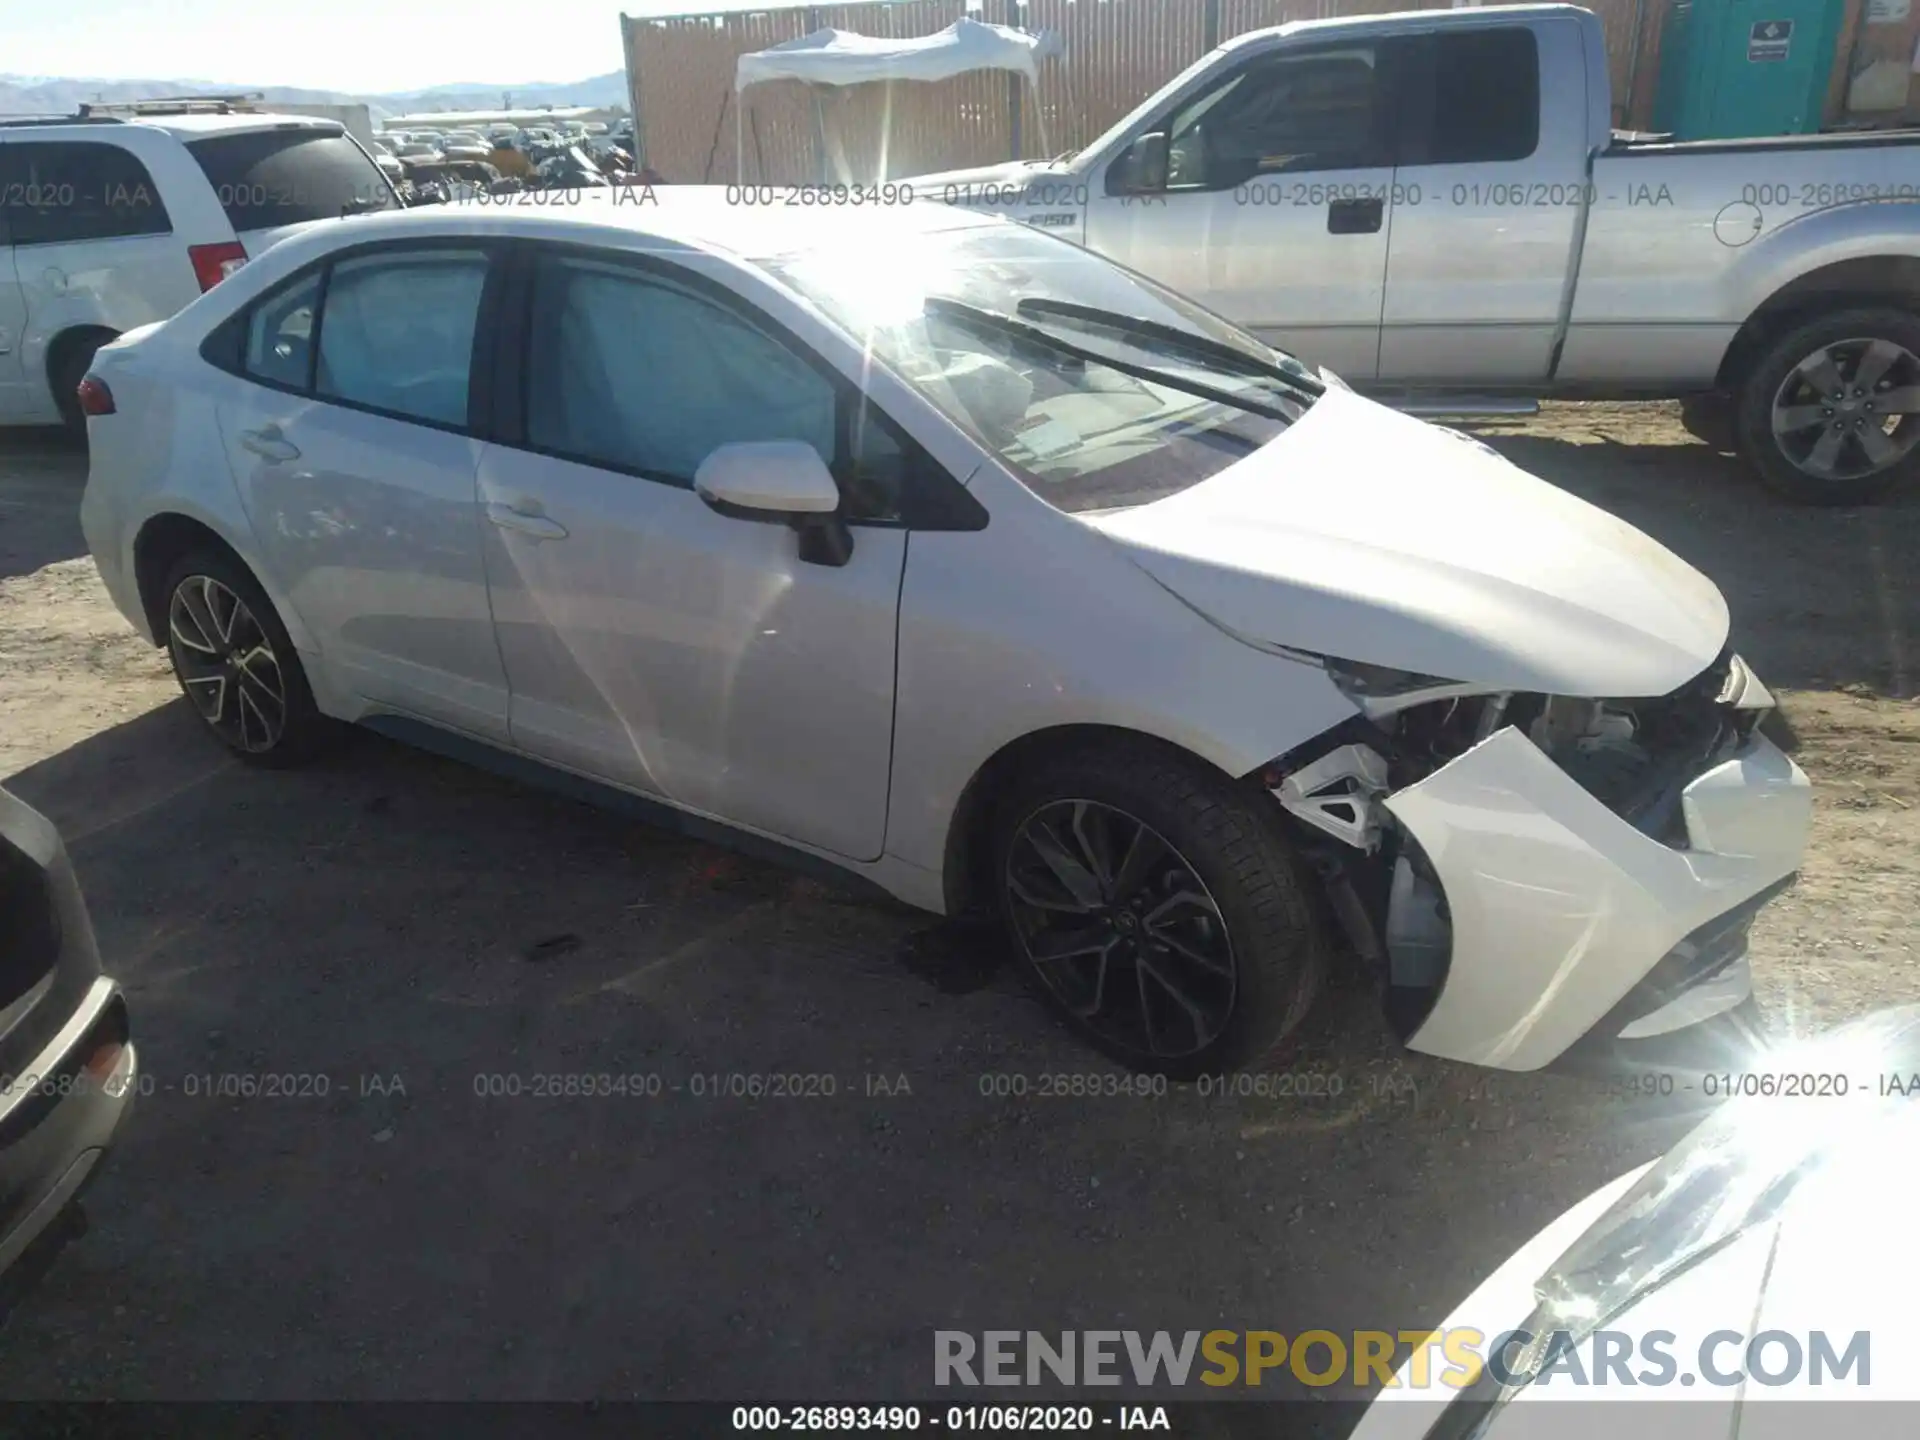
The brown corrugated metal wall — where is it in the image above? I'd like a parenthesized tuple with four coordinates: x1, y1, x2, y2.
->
(621, 0, 1680, 184)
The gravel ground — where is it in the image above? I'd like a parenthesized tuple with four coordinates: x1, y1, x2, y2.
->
(0, 407, 1914, 1414)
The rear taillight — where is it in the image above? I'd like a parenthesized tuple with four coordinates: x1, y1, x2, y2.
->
(76, 376, 115, 416)
(188, 241, 248, 292)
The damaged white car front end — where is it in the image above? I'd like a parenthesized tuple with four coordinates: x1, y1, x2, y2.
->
(1091, 393, 1812, 1073)
(1304, 665, 1808, 1072)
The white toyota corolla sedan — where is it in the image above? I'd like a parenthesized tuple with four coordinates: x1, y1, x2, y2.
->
(78, 192, 1810, 1077)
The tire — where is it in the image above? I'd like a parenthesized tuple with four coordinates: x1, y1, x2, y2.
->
(1734, 306, 1920, 505)
(989, 741, 1327, 1078)
(1678, 392, 1736, 452)
(51, 331, 112, 438)
(160, 549, 332, 767)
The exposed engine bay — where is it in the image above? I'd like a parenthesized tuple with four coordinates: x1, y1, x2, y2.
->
(1263, 651, 1772, 1037)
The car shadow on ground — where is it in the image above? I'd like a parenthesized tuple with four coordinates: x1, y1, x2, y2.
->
(0, 427, 87, 581)
(0, 694, 1695, 1406)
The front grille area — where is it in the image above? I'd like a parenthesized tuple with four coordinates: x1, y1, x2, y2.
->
(1388, 650, 1755, 849)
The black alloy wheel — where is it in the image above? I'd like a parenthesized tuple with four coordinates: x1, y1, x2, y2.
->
(167, 574, 289, 754)
(1004, 798, 1238, 1063)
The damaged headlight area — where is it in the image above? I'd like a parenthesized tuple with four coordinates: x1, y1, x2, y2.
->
(1261, 651, 1780, 1040)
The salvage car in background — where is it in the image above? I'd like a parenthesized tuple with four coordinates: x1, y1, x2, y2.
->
(0, 786, 137, 1322)
(918, 3, 1920, 504)
(78, 195, 1808, 1077)
(0, 101, 399, 432)
(1354, 1006, 1920, 1439)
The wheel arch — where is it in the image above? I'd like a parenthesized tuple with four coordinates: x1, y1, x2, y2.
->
(1716, 255, 1920, 393)
(131, 510, 314, 655)
(938, 723, 1249, 921)
(45, 324, 120, 416)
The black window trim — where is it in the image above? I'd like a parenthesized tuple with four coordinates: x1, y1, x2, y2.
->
(0, 137, 174, 247)
(198, 235, 510, 441)
(486, 237, 986, 533)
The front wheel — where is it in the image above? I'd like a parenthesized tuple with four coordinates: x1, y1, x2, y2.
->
(161, 550, 332, 766)
(990, 744, 1327, 1078)
(1735, 307, 1920, 505)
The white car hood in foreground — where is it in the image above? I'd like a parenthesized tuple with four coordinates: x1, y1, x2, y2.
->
(1087, 388, 1731, 697)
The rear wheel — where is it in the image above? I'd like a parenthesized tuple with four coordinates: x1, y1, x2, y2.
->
(990, 743, 1326, 1077)
(161, 550, 331, 766)
(1735, 307, 1920, 505)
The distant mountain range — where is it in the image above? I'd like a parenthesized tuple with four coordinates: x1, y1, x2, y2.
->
(0, 72, 629, 119)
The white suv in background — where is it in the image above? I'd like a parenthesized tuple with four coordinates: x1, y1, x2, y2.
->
(0, 109, 398, 432)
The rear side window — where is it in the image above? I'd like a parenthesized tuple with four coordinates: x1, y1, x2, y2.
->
(1406, 28, 1540, 165)
(245, 270, 322, 390)
(0, 141, 171, 245)
(186, 129, 396, 232)
(315, 251, 487, 427)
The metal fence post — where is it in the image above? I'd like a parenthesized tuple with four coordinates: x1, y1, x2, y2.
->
(1006, 0, 1024, 159)
(1204, 0, 1221, 51)
(620, 13, 649, 167)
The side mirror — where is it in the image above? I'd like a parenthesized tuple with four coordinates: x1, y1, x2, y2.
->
(1105, 130, 1169, 197)
(693, 440, 853, 567)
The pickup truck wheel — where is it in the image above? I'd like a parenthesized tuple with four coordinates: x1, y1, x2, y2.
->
(990, 744, 1326, 1078)
(1737, 308, 1920, 505)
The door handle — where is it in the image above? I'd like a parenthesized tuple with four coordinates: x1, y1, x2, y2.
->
(1327, 197, 1385, 235)
(486, 500, 569, 541)
(238, 426, 300, 462)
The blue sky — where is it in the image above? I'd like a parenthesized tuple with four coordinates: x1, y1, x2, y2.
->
(0, 0, 747, 92)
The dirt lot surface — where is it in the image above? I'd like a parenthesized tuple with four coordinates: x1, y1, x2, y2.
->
(0, 406, 1916, 1415)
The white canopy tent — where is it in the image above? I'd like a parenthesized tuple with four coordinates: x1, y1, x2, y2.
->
(731, 18, 1064, 183)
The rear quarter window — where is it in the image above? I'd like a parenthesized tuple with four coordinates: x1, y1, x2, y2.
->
(185, 129, 397, 231)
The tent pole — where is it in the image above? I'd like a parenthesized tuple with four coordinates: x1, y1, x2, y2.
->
(810, 84, 830, 186)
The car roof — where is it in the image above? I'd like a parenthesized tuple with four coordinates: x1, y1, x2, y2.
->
(266, 186, 1005, 265)
(126, 113, 348, 140)
(0, 112, 345, 143)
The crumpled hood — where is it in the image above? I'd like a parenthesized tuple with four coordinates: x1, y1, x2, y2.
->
(1085, 388, 1730, 697)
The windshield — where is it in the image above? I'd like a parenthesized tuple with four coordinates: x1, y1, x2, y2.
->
(759, 223, 1319, 514)
(1433, 1007, 1920, 1439)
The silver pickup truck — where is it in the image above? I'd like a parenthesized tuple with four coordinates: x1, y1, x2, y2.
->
(916, 3, 1920, 504)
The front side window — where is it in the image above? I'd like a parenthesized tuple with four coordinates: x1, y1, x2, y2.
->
(315, 250, 488, 427)
(0, 141, 171, 246)
(525, 257, 837, 486)
(1163, 47, 1385, 190)
(762, 223, 1318, 516)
